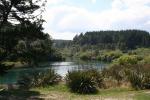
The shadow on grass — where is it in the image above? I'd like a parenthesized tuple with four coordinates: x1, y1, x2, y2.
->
(0, 89, 43, 100)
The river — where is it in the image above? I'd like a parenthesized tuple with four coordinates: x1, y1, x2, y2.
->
(0, 59, 109, 84)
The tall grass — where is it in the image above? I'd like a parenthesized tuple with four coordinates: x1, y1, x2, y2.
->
(17, 69, 61, 89)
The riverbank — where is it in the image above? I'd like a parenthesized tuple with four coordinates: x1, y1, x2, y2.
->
(0, 84, 150, 100)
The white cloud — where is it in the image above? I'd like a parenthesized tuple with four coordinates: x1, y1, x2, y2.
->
(46, 0, 64, 5)
(48, 30, 79, 40)
(43, 0, 150, 39)
(91, 0, 97, 4)
(112, 0, 124, 10)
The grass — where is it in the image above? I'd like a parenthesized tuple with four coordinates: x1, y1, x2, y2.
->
(32, 84, 150, 100)
(134, 91, 150, 100)
(0, 84, 150, 100)
(33, 84, 69, 93)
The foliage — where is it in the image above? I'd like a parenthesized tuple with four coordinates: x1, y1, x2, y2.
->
(53, 40, 72, 48)
(131, 48, 150, 57)
(17, 69, 61, 89)
(0, 0, 46, 29)
(79, 51, 92, 60)
(102, 65, 126, 85)
(0, 0, 64, 69)
(73, 30, 150, 50)
(66, 70, 103, 94)
(14, 39, 59, 66)
(140, 55, 150, 64)
(126, 64, 150, 90)
(101, 52, 150, 89)
(97, 50, 123, 62)
(113, 55, 142, 65)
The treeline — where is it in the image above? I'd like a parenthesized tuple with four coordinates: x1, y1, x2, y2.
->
(53, 39, 72, 48)
(73, 30, 150, 50)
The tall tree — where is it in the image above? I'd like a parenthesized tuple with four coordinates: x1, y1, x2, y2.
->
(0, 0, 47, 55)
(73, 30, 150, 50)
(0, 0, 47, 29)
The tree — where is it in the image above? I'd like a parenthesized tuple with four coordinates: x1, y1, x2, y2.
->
(73, 30, 150, 50)
(0, 0, 47, 54)
(0, 0, 49, 58)
(0, 0, 47, 29)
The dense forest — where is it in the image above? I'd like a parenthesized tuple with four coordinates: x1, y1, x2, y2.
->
(73, 30, 150, 50)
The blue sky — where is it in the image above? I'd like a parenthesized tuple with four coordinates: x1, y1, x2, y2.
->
(43, 0, 150, 40)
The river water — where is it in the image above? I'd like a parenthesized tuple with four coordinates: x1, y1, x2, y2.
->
(0, 60, 108, 84)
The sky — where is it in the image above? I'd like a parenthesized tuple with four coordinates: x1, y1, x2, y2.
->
(43, 0, 150, 40)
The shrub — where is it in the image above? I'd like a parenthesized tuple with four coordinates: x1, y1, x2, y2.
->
(113, 55, 140, 65)
(126, 64, 150, 90)
(102, 64, 126, 86)
(66, 70, 103, 94)
(17, 69, 61, 89)
(79, 52, 92, 60)
(140, 55, 150, 64)
(97, 51, 122, 62)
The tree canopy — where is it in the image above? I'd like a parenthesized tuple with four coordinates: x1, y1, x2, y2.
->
(73, 30, 150, 50)
(0, 0, 63, 71)
(0, 0, 47, 28)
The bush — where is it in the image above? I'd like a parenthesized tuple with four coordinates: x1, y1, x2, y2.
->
(140, 55, 150, 64)
(107, 65, 126, 85)
(126, 64, 150, 90)
(97, 51, 122, 62)
(66, 70, 103, 94)
(79, 52, 92, 60)
(113, 55, 141, 65)
(17, 69, 61, 89)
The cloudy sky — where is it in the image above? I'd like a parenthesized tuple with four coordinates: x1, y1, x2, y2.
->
(43, 0, 150, 40)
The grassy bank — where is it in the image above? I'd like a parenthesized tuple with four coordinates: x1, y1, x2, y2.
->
(33, 84, 150, 100)
(1, 84, 150, 100)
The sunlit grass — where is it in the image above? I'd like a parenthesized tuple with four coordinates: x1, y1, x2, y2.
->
(32, 84, 150, 100)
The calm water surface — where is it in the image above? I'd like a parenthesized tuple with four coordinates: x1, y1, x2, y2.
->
(0, 60, 109, 84)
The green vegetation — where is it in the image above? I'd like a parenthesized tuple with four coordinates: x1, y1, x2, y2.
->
(113, 55, 141, 65)
(97, 50, 123, 62)
(17, 69, 61, 89)
(73, 30, 150, 49)
(127, 64, 150, 90)
(66, 70, 103, 94)
(134, 91, 150, 100)
(0, 0, 64, 75)
(1, 84, 150, 100)
(0, 0, 150, 99)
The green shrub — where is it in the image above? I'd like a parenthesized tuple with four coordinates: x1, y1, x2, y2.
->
(17, 69, 61, 89)
(127, 70, 143, 90)
(102, 65, 126, 86)
(140, 56, 150, 64)
(66, 70, 103, 94)
(113, 55, 140, 65)
(79, 52, 92, 60)
(97, 51, 122, 62)
(126, 64, 150, 90)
